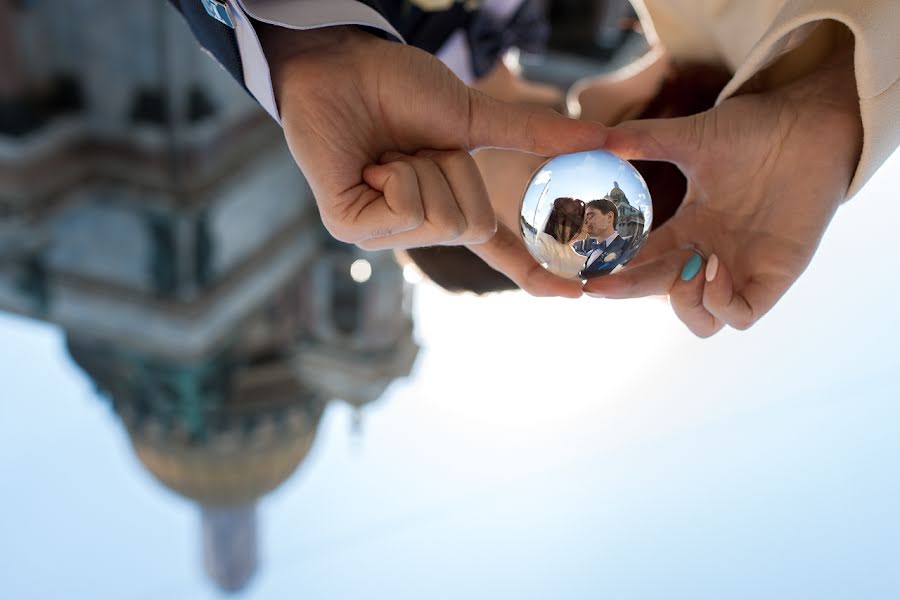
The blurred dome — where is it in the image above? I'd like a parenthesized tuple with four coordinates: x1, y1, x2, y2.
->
(125, 359, 326, 507)
(67, 335, 327, 506)
(131, 413, 318, 507)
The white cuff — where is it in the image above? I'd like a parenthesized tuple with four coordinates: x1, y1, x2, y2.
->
(224, 0, 405, 124)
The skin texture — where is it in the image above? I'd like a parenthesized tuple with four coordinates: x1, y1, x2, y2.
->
(584, 38, 864, 336)
(584, 207, 614, 238)
(259, 25, 613, 298)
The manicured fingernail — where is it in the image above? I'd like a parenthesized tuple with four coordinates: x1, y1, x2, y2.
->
(706, 254, 719, 282)
(680, 252, 703, 282)
(586, 291, 605, 298)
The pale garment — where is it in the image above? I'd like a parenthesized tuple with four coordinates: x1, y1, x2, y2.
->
(535, 232, 586, 279)
(634, 0, 900, 197)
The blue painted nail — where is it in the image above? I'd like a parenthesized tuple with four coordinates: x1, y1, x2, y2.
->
(680, 253, 703, 282)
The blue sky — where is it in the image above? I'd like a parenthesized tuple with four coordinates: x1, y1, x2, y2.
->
(3, 152, 900, 600)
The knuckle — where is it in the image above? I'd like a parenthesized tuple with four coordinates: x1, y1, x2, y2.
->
(731, 316, 755, 331)
(433, 212, 466, 239)
(468, 219, 498, 243)
(439, 150, 473, 169)
(324, 221, 360, 245)
(468, 228, 494, 244)
(402, 208, 426, 229)
(692, 324, 718, 339)
(447, 219, 467, 240)
(414, 149, 441, 161)
(404, 153, 429, 167)
(390, 159, 417, 178)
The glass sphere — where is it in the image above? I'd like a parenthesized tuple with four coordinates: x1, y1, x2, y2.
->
(519, 150, 652, 280)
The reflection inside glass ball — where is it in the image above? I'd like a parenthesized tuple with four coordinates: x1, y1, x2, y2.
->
(519, 150, 653, 280)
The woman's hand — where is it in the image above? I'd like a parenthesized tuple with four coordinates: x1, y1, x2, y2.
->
(261, 25, 608, 298)
(584, 41, 863, 336)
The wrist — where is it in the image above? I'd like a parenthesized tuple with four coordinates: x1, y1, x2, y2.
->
(781, 30, 858, 109)
(258, 23, 356, 64)
(257, 24, 372, 113)
(771, 32, 863, 188)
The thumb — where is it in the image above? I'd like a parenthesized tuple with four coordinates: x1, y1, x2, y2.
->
(604, 115, 703, 166)
(466, 88, 608, 156)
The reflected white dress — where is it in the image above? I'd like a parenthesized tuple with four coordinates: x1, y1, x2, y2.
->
(535, 232, 586, 279)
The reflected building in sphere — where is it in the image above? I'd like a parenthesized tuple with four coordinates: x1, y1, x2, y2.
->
(0, 0, 419, 593)
(607, 181, 646, 242)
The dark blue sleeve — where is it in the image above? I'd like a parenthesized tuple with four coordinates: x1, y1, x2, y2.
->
(164, 0, 399, 92)
(166, 0, 246, 90)
(163, 1, 516, 92)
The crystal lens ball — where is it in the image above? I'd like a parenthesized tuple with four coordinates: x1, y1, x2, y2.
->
(519, 150, 652, 280)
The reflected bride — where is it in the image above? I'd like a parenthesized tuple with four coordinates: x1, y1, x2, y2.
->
(534, 197, 588, 278)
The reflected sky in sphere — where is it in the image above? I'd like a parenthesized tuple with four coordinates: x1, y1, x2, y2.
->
(522, 151, 652, 229)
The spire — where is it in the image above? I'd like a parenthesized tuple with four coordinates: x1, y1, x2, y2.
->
(202, 504, 258, 593)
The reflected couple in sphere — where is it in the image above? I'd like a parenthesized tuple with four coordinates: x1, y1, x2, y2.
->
(520, 151, 653, 280)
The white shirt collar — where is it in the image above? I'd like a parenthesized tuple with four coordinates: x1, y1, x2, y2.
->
(599, 232, 620, 247)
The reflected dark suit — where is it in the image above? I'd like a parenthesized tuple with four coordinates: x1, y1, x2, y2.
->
(573, 238, 602, 257)
(580, 235, 628, 277)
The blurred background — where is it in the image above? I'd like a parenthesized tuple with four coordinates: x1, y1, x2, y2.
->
(1, 1, 898, 599)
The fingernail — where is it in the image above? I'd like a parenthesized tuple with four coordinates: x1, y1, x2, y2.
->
(706, 254, 719, 282)
(585, 291, 605, 298)
(680, 252, 703, 282)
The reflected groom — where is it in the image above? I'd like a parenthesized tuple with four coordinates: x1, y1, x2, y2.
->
(578, 199, 627, 277)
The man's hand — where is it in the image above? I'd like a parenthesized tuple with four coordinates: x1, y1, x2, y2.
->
(584, 40, 863, 335)
(262, 26, 608, 297)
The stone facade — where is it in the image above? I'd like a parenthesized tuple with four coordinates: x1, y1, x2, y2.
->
(0, 1, 420, 593)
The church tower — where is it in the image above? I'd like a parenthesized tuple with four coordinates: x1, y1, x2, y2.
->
(0, 1, 419, 592)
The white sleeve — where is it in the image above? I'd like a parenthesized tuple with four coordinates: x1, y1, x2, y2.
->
(222, 0, 405, 123)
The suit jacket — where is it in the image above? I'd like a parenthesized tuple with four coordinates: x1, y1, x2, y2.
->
(166, 0, 246, 90)
(165, 0, 544, 94)
(580, 235, 628, 277)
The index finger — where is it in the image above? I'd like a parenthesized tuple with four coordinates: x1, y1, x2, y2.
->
(604, 116, 701, 166)
(466, 89, 609, 157)
(467, 223, 583, 298)
(583, 248, 693, 299)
